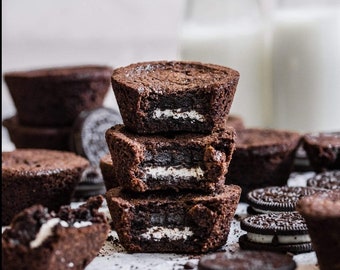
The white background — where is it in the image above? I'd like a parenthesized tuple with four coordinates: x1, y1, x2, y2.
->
(2, 0, 340, 151)
(2, 0, 185, 150)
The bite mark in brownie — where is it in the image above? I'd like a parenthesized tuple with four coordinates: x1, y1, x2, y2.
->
(105, 124, 236, 192)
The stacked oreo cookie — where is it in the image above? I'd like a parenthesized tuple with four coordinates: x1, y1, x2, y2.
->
(239, 185, 325, 254)
(104, 60, 242, 253)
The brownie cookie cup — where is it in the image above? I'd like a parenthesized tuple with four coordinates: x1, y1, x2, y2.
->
(111, 61, 239, 134)
(2, 149, 90, 225)
(99, 153, 119, 191)
(307, 170, 340, 190)
(3, 115, 72, 151)
(4, 65, 113, 126)
(239, 212, 312, 254)
(246, 186, 322, 214)
(226, 128, 301, 201)
(105, 124, 236, 193)
(296, 190, 340, 270)
(302, 131, 340, 172)
(106, 185, 241, 253)
(198, 250, 296, 270)
(2, 195, 110, 270)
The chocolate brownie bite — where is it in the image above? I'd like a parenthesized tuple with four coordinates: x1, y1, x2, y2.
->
(2, 149, 90, 225)
(105, 124, 236, 193)
(99, 153, 119, 191)
(105, 185, 241, 253)
(239, 212, 312, 254)
(198, 250, 296, 270)
(296, 190, 340, 270)
(226, 128, 301, 201)
(3, 115, 72, 151)
(2, 195, 110, 270)
(246, 186, 323, 214)
(302, 131, 340, 172)
(4, 65, 113, 126)
(307, 170, 340, 190)
(111, 60, 239, 134)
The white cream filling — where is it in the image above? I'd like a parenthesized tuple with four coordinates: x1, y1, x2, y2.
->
(30, 218, 61, 248)
(140, 226, 194, 241)
(152, 108, 205, 122)
(247, 232, 311, 244)
(30, 218, 93, 248)
(143, 166, 204, 180)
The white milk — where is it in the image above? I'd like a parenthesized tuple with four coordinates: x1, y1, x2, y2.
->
(272, 5, 340, 132)
(179, 0, 271, 127)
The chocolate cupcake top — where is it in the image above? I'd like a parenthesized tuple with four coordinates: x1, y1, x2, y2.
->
(296, 190, 340, 218)
(2, 149, 89, 176)
(4, 65, 113, 82)
(111, 61, 239, 94)
(235, 128, 301, 153)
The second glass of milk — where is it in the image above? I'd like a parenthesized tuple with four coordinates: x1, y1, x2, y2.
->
(271, 0, 340, 132)
(179, 0, 271, 128)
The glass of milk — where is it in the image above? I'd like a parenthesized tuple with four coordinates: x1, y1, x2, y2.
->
(179, 0, 271, 128)
(271, 0, 340, 132)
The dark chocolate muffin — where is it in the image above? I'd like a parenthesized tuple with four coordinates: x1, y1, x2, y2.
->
(106, 185, 241, 253)
(3, 115, 72, 150)
(2, 149, 90, 225)
(4, 65, 113, 126)
(296, 190, 340, 270)
(111, 60, 239, 134)
(2, 195, 110, 270)
(226, 128, 301, 201)
(302, 131, 340, 172)
(105, 124, 236, 193)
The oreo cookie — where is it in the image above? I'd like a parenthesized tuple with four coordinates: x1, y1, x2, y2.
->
(70, 106, 122, 198)
(239, 212, 312, 254)
(71, 106, 123, 166)
(198, 250, 296, 270)
(307, 170, 340, 190)
(246, 186, 321, 214)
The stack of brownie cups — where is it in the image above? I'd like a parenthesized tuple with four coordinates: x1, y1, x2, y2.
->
(104, 61, 242, 253)
(2, 65, 116, 198)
